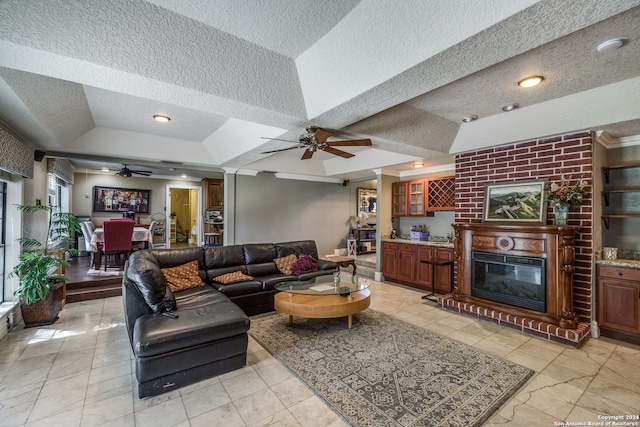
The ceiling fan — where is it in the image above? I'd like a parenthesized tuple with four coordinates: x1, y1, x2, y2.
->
(116, 164, 153, 178)
(261, 126, 372, 160)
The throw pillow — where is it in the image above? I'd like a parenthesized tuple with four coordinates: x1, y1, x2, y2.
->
(291, 253, 318, 275)
(161, 260, 205, 292)
(274, 253, 298, 275)
(213, 271, 254, 284)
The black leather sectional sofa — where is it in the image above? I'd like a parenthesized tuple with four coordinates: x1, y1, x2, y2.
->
(122, 240, 336, 398)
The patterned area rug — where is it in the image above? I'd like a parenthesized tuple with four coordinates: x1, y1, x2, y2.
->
(249, 310, 533, 427)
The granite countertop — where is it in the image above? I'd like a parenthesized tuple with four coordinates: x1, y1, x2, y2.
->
(595, 259, 640, 269)
(382, 238, 454, 248)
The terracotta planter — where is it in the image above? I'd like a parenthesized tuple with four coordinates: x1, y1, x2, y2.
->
(20, 282, 65, 327)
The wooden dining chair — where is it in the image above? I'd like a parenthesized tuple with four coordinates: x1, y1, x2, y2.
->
(102, 219, 135, 270)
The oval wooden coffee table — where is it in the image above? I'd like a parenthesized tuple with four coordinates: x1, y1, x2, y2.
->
(274, 277, 371, 329)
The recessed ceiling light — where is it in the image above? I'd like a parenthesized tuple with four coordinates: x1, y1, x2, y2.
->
(462, 115, 478, 123)
(597, 38, 624, 53)
(153, 115, 171, 123)
(181, 174, 188, 178)
(413, 162, 424, 168)
(101, 167, 109, 172)
(502, 103, 518, 112)
(517, 76, 544, 88)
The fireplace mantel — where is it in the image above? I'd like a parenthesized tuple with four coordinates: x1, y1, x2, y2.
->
(452, 223, 580, 329)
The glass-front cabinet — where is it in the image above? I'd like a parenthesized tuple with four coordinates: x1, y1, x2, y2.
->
(409, 180, 425, 215)
(392, 182, 407, 216)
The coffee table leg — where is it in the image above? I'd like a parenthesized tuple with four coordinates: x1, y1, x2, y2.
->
(348, 314, 352, 329)
(288, 315, 293, 326)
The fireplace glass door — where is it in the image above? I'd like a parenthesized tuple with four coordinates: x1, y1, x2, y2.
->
(472, 251, 546, 312)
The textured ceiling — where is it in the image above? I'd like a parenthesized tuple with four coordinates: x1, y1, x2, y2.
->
(1, 0, 640, 182)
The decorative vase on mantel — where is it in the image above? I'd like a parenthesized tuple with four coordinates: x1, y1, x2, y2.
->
(553, 204, 569, 225)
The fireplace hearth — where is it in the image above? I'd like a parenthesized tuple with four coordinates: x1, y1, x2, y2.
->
(452, 223, 580, 329)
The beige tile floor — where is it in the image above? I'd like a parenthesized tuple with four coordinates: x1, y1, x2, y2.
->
(0, 278, 639, 426)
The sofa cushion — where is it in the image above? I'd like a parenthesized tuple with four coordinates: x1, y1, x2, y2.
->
(152, 247, 207, 283)
(126, 251, 167, 313)
(211, 279, 264, 297)
(133, 298, 250, 358)
(276, 240, 319, 259)
(205, 245, 246, 270)
(291, 253, 319, 275)
(213, 271, 254, 284)
(162, 260, 205, 292)
(274, 254, 297, 275)
(243, 243, 279, 276)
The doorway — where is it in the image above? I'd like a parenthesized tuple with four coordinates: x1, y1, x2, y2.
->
(166, 185, 202, 247)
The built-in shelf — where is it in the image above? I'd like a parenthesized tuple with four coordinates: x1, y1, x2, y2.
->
(602, 162, 640, 183)
(601, 163, 640, 229)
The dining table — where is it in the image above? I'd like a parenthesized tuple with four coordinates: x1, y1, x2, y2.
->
(91, 226, 153, 269)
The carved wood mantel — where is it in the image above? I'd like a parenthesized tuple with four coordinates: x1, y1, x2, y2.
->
(452, 223, 580, 329)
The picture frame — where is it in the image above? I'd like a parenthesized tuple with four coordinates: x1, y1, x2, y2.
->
(482, 179, 547, 224)
(93, 186, 151, 214)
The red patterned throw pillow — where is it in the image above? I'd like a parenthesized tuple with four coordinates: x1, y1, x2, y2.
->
(213, 271, 254, 284)
(161, 260, 205, 292)
(274, 254, 298, 275)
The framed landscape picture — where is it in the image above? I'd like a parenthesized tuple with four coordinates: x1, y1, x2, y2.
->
(93, 186, 151, 213)
(482, 179, 547, 224)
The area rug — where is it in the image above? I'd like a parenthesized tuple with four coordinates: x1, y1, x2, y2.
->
(249, 310, 533, 427)
(86, 268, 122, 276)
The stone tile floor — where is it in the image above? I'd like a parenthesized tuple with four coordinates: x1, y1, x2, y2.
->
(0, 277, 638, 426)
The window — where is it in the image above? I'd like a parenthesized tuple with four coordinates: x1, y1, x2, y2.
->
(0, 181, 6, 303)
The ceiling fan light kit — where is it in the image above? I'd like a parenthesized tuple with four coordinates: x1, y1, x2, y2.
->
(117, 164, 153, 178)
(261, 126, 372, 160)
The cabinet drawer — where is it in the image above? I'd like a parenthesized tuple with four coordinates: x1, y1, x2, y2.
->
(398, 243, 417, 253)
(383, 242, 398, 250)
(598, 265, 640, 282)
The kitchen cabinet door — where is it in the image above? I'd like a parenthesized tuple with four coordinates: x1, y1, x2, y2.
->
(392, 182, 408, 216)
(204, 178, 224, 209)
(597, 265, 640, 343)
(408, 180, 425, 216)
(433, 247, 454, 295)
(382, 242, 398, 280)
(397, 244, 416, 283)
(415, 245, 434, 289)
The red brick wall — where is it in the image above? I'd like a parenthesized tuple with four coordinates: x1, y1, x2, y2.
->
(454, 131, 593, 322)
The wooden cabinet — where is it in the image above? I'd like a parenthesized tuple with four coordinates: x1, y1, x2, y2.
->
(382, 242, 398, 279)
(392, 176, 454, 217)
(203, 178, 224, 210)
(382, 241, 454, 294)
(597, 265, 640, 344)
(408, 180, 425, 215)
(397, 243, 416, 282)
(392, 182, 407, 216)
(426, 177, 455, 211)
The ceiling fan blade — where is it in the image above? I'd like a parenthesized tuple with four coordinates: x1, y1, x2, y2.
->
(132, 170, 153, 174)
(260, 137, 299, 144)
(301, 149, 314, 160)
(261, 145, 305, 154)
(134, 172, 152, 176)
(326, 139, 372, 147)
(313, 129, 333, 144)
(323, 146, 355, 158)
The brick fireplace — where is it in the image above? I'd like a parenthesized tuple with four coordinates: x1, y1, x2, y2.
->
(446, 132, 594, 347)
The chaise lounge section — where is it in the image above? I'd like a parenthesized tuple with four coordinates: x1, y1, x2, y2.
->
(123, 240, 336, 398)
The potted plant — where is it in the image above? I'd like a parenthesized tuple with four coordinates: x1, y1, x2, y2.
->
(9, 204, 81, 327)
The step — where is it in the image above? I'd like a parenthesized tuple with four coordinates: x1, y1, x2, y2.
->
(66, 278, 122, 303)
